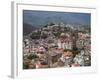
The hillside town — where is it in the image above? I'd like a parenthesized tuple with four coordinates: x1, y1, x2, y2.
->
(23, 22, 91, 69)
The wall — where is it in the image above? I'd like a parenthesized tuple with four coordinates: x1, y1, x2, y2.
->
(0, 0, 99, 80)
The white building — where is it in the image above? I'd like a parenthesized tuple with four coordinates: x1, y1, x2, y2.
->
(73, 54, 85, 66)
(57, 33, 72, 49)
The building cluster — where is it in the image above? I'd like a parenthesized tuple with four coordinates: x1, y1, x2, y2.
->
(23, 22, 91, 69)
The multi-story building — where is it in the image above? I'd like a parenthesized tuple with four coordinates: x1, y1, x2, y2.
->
(57, 33, 73, 49)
